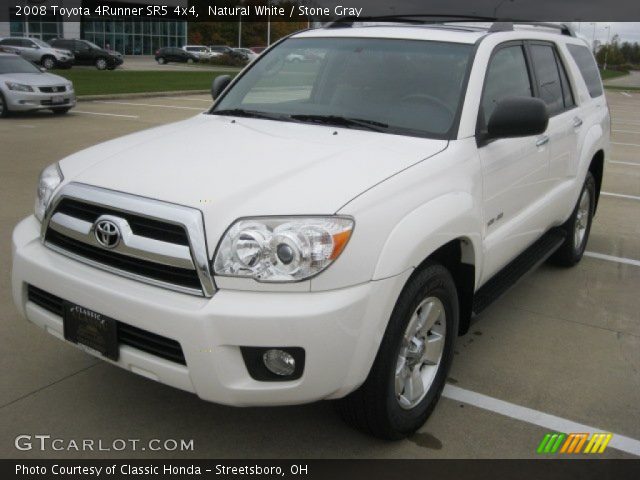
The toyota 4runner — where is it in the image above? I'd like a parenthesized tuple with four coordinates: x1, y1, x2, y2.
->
(12, 21, 610, 439)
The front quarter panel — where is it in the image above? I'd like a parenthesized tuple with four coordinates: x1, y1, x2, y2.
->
(312, 138, 483, 291)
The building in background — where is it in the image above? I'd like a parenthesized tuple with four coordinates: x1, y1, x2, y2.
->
(0, 0, 188, 55)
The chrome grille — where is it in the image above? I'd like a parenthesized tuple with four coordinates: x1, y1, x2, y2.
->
(39, 86, 66, 93)
(43, 183, 215, 297)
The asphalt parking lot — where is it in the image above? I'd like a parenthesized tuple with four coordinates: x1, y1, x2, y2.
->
(0, 91, 639, 459)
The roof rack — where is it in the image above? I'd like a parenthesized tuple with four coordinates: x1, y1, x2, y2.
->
(488, 21, 576, 37)
(325, 16, 576, 37)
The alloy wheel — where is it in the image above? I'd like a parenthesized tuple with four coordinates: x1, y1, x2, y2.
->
(574, 188, 590, 252)
(395, 296, 446, 410)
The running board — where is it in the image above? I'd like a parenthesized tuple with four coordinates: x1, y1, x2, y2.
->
(472, 228, 566, 315)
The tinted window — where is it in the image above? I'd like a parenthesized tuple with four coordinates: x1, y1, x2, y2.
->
(1, 39, 21, 46)
(21, 39, 36, 48)
(555, 50, 575, 109)
(530, 44, 564, 116)
(481, 45, 532, 122)
(567, 44, 603, 98)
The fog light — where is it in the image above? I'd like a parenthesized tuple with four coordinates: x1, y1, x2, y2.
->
(263, 349, 296, 376)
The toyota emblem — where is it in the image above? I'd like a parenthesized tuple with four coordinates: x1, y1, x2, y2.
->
(94, 219, 121, 249)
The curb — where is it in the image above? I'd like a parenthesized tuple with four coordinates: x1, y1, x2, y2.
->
(77, 90, 210, 102)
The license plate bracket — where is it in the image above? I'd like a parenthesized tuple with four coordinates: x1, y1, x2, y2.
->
(63, 302, 119, 361)
(51, 96, 64, 104)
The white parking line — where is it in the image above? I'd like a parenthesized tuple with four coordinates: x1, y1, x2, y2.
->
(612, 129, 640, 134)
(602, 192, 640, 201)
(620, 92, 633, 97)
(609, 161, 640, 166)
(163, 97, 212, 103)
(443, 385, 640, 456)
(74, 110, 139, 119)
(584, 251, 640, 268)
(612, 141, 640, 147)
(93, 101, 204, 111)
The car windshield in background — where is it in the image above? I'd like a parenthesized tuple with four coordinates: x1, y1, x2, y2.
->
(213, 37, 473, 138)
(0, 56, 41, 74)
(32, 39, 51, 48)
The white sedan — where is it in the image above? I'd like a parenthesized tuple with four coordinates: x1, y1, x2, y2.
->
(0, 53, 75, 117)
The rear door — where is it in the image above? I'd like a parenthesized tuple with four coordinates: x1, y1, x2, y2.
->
(478, 42, 552, 281)
(527, 42, 579, 193)
(19, 38, 40, 63)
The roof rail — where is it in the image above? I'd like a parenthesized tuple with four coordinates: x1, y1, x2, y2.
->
(325, 17, 576, 37)
(325, 14, 497, 29)
(488, 21, 576, 37)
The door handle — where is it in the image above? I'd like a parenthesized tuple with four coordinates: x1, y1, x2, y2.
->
(573, 117, 583, 129)
(536, 135, 550, 147)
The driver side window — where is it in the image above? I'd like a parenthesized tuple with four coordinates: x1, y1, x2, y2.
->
(481, 45, 533, 126)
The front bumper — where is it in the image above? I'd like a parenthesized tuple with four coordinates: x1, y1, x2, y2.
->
(55, 57, 75, 68)
(4, 88, 75, 112)
(12, 216, 409, 406)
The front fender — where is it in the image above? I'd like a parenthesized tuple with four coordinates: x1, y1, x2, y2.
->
(373, 192, 482, 286)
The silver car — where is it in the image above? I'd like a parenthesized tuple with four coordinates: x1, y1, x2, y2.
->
(0, 37, 74, 70)
(0, 53, 76, 117)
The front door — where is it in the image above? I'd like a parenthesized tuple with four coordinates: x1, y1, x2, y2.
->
(478, 43, 551, 283)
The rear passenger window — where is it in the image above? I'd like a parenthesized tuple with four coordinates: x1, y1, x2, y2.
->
(530, 44, 565, 116)
(567, 44, 603, 98)
(481, 45, 533, 123)
(555, 50, 575, 109)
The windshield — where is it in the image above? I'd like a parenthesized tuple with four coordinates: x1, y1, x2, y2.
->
(213, 37, 473, 138)
(0, 56, 41, 74)
(32, 38, 51, 48)
(85, 41, 101, 50)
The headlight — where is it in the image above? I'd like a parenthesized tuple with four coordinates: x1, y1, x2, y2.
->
(214, 217, 354, 282)
(5, 82, 33, 92)
(34, 163, 63, 221)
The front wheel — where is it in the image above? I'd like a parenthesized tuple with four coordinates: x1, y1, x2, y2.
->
(336, 262, 459, 439)
(550, 172, 595, 267)
(157, 57, 166, 65)
(0, 91, 8, 118)
(95, 58, 108, 70)
(41, 56, 56, 70)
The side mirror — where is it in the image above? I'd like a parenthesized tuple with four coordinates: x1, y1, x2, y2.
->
(211, 75, 232, 100)
(486, 97, 549, 141)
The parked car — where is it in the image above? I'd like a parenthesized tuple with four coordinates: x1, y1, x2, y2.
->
(156, 47, 199, 64)
(182, 45, 218, 60)
(209, 45, 247, 61)
(250, 46, 267, 55)
(0, 53, 75, 116)
(0, 37, 74, 69)
(49, 39, 123, 70)
(12, 22, 609, 439)
(234, 48, 259, 62)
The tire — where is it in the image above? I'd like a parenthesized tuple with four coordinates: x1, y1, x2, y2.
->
(51, 107, 71, 115)
(157, 57, 166, 65)
(336, 262, 459, 439)
(41, 56, 56, 70)
(187, 58, 194, 64)
(95, 58, 108, 70)
(549, 172, 596, 267)
(0, 91, 8, 118)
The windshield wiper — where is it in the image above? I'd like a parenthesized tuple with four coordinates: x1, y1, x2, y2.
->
(289, 114, 389, 132)
(212, 108, 289, 122)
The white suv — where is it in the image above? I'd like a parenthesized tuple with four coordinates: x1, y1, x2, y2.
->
(12, 22, 610, 439)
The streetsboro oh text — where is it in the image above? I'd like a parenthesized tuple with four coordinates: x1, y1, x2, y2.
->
(209, 5, 364, 17)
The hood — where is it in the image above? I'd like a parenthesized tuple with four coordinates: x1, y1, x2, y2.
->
(1, 72, 70, 86)
(60, 114, 447, 243)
